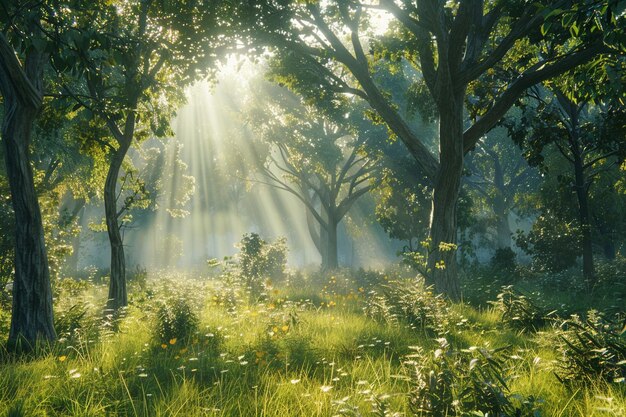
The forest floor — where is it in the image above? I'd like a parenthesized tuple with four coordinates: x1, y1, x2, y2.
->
(0, 266, 624, 416)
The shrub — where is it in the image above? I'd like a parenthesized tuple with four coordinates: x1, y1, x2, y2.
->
(491, 247, 517, 271)
(555, 311, 626, 385)
(406, 339, 542, 416)
(53, 301, 103, 349)
(55, 303, 88, 338)
(155, 298, 199, 347)
(237, 233, 287, 297)
(53, 277, 93, 298)
(491, 285, 552, 333)
(364, 279, 449, 335)
(515, 214, 580, 273)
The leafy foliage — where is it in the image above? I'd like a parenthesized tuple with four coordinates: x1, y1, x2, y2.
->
(406, 339, 541, 417)
(364, 279, 449, 335)
(555, 311, 626, 385)
(491, 286, 552, 333)
(237, 233, 288, 298)
(515, 213, 581, 273)
(155, 298, 199, 347)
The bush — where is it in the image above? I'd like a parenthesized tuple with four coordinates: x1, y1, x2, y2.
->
(490, 286, 552, 333)
(555, 311, 626, 385)
(155, 298, 199, 347)
(491, 247, 517, 271)
(237, 233, 287, 297)
(515, 213, 581, 273)
(406, 339, 542, 417)
(364, 279, 449, 335)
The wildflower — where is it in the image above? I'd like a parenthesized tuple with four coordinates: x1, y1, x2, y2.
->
(58, 355, 67, 362)
(161, 344, 168, 349)
(169, 338, 177, 345)
(281, 325, 289, 332)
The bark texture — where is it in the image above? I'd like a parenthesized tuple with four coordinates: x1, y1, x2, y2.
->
(427, 95, 464, 301)
(104, 140, 131, 311)
(0, 32, 56, 348)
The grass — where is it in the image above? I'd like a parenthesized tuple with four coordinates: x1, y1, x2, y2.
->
(0, 268, 624, 416)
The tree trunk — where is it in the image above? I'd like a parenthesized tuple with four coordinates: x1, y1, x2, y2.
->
(0, 40, 56, 348)
(326, 216, 339, 270)
(602, 239, 616, 260)
(493, 197, 512, 250)
(564, 101, 595, 284)
(427, 95, 463, 301)
(573, 152, 595, 284)
(556, 95, 594, 284)
(596, 222, 616, 260)
(492, 153, 511, 249)
(104, 140, 131, 311)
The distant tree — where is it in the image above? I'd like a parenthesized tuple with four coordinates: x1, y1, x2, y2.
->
(509, 76, 626, 282)
(464, 126, 538, 251)
(241, 82, 383, 270)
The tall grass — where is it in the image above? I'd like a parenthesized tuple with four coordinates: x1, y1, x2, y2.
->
(0, 268, 624, 416)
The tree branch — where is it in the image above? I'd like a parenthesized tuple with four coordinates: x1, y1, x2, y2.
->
(463, 41, 608, 153)
(0, 32, 42, 109)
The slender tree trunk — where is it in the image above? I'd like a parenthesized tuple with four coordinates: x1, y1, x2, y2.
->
(104, 140, 131, 311)
(602, 239, 616, 260)
(0, 39, 56, 348)
(597, 222, 616, 260)
(427, 95, 463, 301)
(573, 152, 595, 284)
(492, 154, 511, 249)
(558, 96, 594, 283)
(566, 103, 595, 284)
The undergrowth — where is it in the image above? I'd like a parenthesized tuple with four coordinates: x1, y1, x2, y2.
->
(0, 267, 623, 416)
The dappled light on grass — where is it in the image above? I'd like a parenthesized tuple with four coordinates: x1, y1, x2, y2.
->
(1, 266, 624, 416)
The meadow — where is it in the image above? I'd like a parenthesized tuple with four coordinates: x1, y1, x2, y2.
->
(0, 262, 624, 417)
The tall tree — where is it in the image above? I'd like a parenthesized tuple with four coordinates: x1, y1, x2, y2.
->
(233, 0, 623, 299)
(61, 0, 225, 310)
(0, 2, 56, 347)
